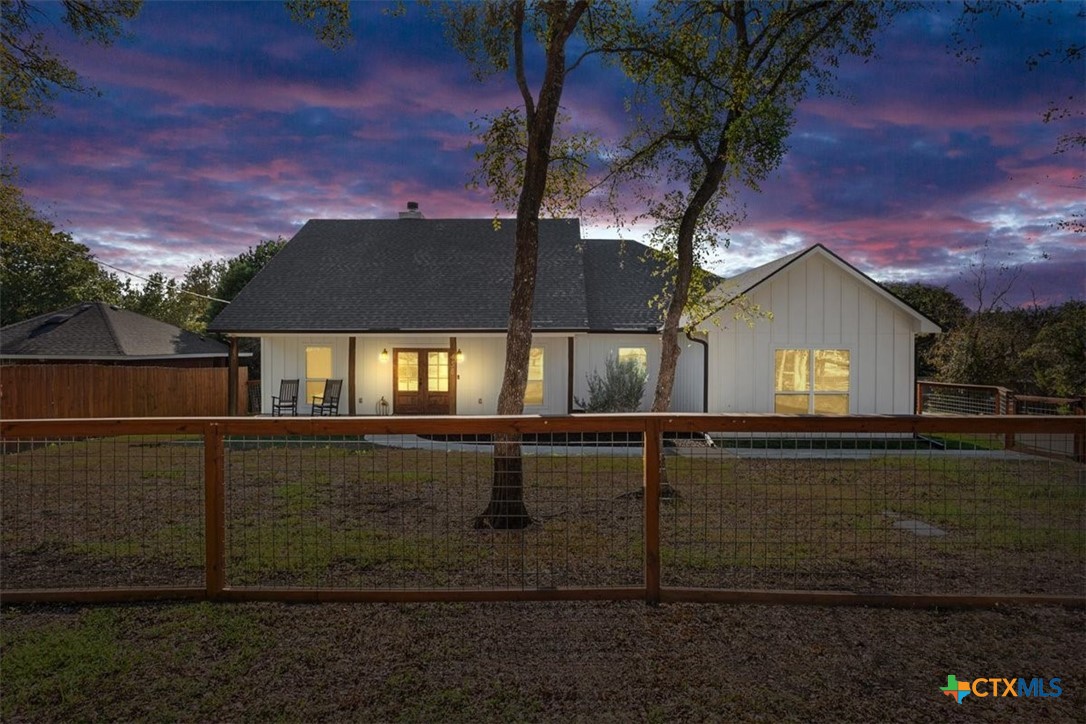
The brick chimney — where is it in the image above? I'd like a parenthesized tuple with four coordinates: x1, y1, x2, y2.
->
(398, 201, 424, 219)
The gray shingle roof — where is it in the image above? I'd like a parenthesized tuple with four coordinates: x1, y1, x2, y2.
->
(209, 218, 595, 333)
(207, 218, 738, 334)
(1, 302, 230, 358)
(582, 238, 669, 330)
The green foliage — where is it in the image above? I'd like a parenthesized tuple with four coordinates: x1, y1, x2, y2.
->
(882, 282, 969, 332)
(928, 301, 1086, 396)
(1020, 301, 1086, 397)
(285, 0, 353, 51)
(1, 0, 142, 124)
(118, 272, 203, 332)
(883, 281, 970, 378)
(594, 1, 890, 411)
(576, 355, 648, 412)
(0, 181, 124, 325)
(469, 107, 598, 218)
(0, 180, 284, 335)
(202, 237, 286, 326)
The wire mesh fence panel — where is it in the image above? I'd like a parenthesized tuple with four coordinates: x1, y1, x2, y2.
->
(918, 383, 1006, 415)
(0, 435, 205, 590)
(222, 432, 644, 590)
(660, 430, 1085, 596)
(1014, 396, 1085, 416)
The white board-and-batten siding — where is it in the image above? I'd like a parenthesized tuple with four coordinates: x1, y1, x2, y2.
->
(260, 335, 350, 414)
(572, 334, 703, 412)
(702, 253, 919, 415)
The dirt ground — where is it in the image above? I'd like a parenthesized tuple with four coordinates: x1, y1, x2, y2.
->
(2, 600, 1084, 723)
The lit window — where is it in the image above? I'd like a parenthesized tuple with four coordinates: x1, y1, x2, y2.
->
(305, 346, 332, 401)
(618, 347, 648, 373)
(428, 351, 449, 392)
(525, 347, 544, 405)
(774, 349, 849, 414)
(397, 351, 419, 392)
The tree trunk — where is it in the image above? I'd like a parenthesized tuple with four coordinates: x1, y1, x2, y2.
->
(475, 0, 588, 530)
(474, 439, 530, 529)
(649, 120, 736, 499)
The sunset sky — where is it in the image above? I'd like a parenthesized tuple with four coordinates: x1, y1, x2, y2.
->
(7, 1, 1084, 307)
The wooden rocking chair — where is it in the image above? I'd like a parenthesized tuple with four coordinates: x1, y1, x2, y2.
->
(310, 378, 343, 416)
(271, 379, 299, 416)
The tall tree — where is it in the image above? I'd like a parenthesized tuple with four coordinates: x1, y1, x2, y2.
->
(288, 0, 602, 528)
(601, 1, 888, 418)
(0, 181, 123, 325)
(445, 1, 596, 528)
(2, 0, 142, 124)
(1021, 301, 1086, 398)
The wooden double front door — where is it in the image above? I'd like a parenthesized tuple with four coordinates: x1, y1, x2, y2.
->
(393, 349, 453, 415)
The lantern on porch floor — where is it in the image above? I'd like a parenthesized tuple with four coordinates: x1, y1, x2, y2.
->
(376, 396, 391, 415)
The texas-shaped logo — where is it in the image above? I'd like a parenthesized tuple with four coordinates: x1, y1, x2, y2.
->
(941, 675, 971, 704)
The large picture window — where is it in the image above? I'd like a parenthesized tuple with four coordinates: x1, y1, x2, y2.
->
(774, 349, 850, 414)
(305, 346, 333, 401)
(524, 347, 544, 405)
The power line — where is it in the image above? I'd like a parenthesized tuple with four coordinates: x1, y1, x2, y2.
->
(94, 259, 231, 304)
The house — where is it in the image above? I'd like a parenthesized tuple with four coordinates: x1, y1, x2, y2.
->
(207, 206, 939, 416)
(1, 302, 232, 366)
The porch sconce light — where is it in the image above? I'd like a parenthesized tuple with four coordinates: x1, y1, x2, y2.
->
(379, 348, 389, 363)
(456, 348, 465, 363)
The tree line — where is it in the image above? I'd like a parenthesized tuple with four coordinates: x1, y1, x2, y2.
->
(886, 281, 1084, 399)
(0, 181, 284, 334)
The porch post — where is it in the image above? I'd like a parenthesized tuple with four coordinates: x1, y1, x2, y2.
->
(348, 336, 357, 416)
(567, 337, 574, 414)
(227, 337, 239, 416)
(449, 336, 458, 414)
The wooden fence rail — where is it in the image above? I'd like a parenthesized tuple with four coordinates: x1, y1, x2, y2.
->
(0, 364, 247, 419)
(2, 414, 1083, 608)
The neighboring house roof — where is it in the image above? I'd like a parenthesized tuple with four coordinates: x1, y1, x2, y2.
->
(701, 243, 941, 333)
(1, 302, 231, 359)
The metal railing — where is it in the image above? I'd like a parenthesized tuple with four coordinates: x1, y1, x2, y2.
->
(2, 415, 1083, 607)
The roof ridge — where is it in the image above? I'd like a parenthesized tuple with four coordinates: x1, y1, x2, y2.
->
(95, 302, 127, 354)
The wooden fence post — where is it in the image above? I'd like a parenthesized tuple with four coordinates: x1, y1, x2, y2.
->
(204, 422, 226, 598)
(1001, 389, 1016, 451)
(643, 417, 662, 606)
(227, 338, 239, 416)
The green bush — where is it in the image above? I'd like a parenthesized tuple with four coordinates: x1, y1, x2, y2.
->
(576, 356, 648, 412)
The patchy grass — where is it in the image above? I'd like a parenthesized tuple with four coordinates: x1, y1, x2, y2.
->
(1, 601, 1083, 723)
(1, 436, 1082, 595)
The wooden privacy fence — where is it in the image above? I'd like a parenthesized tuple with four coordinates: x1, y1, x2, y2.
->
(0, 364, 248, 418)
(1, 414, 1084, 608)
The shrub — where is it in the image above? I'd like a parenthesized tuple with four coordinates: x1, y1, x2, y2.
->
(576, 355, 648, 412)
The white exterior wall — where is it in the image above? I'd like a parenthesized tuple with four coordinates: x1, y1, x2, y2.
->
(259, 333, 571, 416)
(259, 335, 350, 414)
(702, 254, 919, 415)
(571, 333, 701, 412)
(673, 335, 706, 412)
(573, 334, 658, 411)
